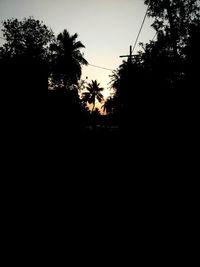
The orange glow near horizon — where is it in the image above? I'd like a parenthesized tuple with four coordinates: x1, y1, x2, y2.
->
(81, 64, 115, 101)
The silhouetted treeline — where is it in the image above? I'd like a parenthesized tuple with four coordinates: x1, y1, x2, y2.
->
(107, 0, 200, 147)
(1, 0, 199, 143)
(0, 18, 95, 136)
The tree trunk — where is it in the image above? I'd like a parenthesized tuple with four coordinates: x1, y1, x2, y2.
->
(92, 98, 96, 131)
(92, 98, 95, 113)
(165, 0, 178, 59)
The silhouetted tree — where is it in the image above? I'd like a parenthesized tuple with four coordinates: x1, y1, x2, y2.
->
(144, 0, 200, 57)
(143, 0, 200, 112)
(109, 0, 200, 141)
(48, 30, 89, 133)
(50, 29, 88, 88)
(93, 107, 101, 117)
(0, 17, 54, 95)
(109, 57, 147, 130)
(102, 97, 115, 115)
(82, 80, 104, 112)
(0, 17, 90, 135)
(0, 17, 54, 59)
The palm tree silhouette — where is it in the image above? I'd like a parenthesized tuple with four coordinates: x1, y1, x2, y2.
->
(82, 80, 104, 112)
(51, 29, 88, 87)
(102, 97, 115, 115)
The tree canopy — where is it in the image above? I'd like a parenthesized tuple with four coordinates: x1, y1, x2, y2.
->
(50, 29, 88, 88)
(109, 0, 200, 134)
(0, 17, 54, 60)
(82, 80, 104, 112)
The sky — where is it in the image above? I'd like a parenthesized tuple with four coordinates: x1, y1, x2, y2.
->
(0, 0, 155, 98)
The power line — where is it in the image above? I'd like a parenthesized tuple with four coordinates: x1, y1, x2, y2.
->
(132, 5, 149, 54)
(152, 32, 158, 42)
(88, 63, 113, 71)
(0, 36, 113, 72)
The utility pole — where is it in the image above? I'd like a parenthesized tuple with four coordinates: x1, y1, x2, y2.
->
(120, 45, 135, 62)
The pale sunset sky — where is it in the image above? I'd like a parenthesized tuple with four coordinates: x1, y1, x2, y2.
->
(0, 0, 155, 97)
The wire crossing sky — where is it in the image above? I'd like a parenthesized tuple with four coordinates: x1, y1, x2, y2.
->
(0, 0, 155, 96)
(132, 3, 149, 54)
